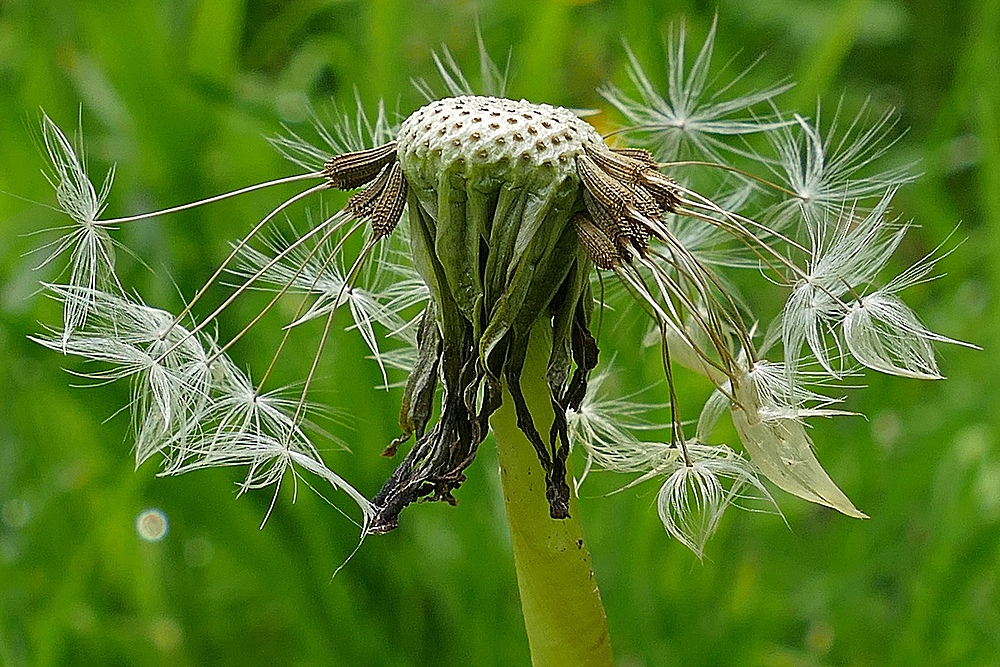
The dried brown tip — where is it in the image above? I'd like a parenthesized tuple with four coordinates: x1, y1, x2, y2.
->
(324, 141, 399, 190)
(369, 162, 408, 237)
(640, 170, 681, 213)
(582, 187, 648, 255)
(577, 153, 661, 222)
(584, 143, 649, 184)
(590, 144, 680, 214)
(345, 163, 393, 214)
(611, 147, 657, 166)
(573, 213, 621, 269)
(577, 153, 660, 257)
(346, 161, 408, 237)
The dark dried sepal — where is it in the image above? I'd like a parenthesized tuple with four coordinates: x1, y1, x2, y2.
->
(502, 336, 570, 519)
(384, 304, 441, 458)
(542, 264, 600, 520)
(368, 200, 502, 534)
(323, 142, 399, 190)
(369, 341, 499, 534)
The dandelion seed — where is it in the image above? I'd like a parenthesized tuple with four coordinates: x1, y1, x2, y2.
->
(655, 444, 773, 558)
(36, 112, 119, 341)
(730, 362, 866, 518)
(781, 190, 906, 377)
(269, 93, 397, 171)
(230, 228, 421, 384)
(600, 16, 793, 162)
(568, 363, 671, 484)
(767, 100, 918, 227)
(842, 290, 963, 379)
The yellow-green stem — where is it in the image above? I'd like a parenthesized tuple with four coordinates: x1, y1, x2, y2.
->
(490, 321, 614, 667)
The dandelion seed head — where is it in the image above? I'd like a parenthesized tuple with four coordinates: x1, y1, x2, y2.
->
(396, 95, 603, 191)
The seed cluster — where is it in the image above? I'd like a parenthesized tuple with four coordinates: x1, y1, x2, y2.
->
(573, 143, 680, 268)
(326, 96, 682, 271)
(396, 96, 604, 190)
(323, 142, 407, 238)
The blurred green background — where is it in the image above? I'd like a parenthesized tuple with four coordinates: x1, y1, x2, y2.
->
(1, 0, 997, 665)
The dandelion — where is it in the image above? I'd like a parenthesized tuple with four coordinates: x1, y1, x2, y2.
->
(30, 23, 967, 666)
(34, 112, 119, 344)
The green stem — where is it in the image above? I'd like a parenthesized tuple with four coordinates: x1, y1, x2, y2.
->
(490, 321, 614, 667)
